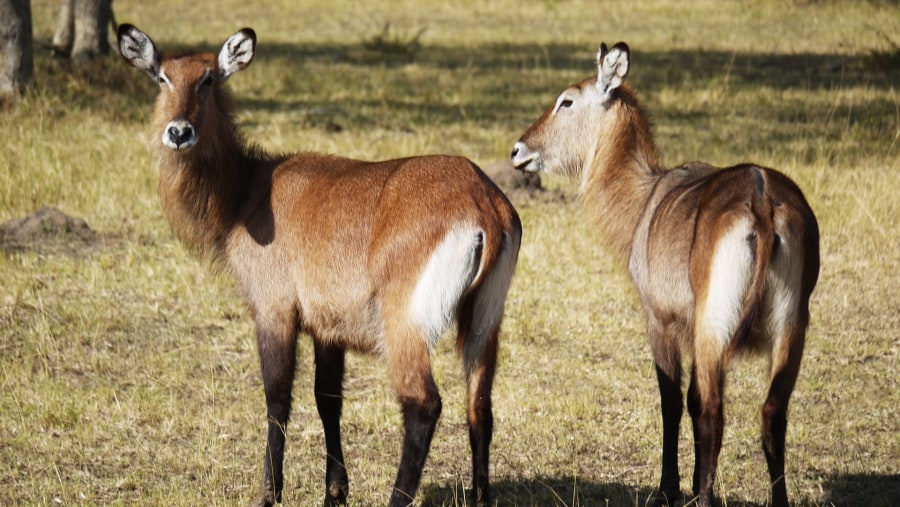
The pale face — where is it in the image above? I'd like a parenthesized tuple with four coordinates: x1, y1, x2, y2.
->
(118, 24, 256, 153)
(511, 42, 631, 179)
(154, 55, 218, 151)
(511, 76, 608, 178)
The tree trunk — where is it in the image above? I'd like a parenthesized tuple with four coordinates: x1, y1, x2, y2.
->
(0, 0, 33, 103)
(52, 0, 113, 60)
(51, 0, 74, 56)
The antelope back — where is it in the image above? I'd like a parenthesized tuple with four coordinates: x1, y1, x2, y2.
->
(118, 24, 256, 153)
(511, 43, 637, 178)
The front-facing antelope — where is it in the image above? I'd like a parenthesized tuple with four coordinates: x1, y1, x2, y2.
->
(118, 25, 521, 507)
(512, 43, 819, 507)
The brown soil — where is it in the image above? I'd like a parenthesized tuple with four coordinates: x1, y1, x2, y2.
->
(480, 159, 568, 206)
(0, 207, 104, 256)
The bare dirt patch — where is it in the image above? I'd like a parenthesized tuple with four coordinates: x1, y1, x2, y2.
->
(0, 207, 105, 257)
(481, 159, 568, 206)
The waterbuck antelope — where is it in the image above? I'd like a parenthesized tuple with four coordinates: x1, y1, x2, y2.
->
(118, 25, 521, 507)
(511, 43, 819, 507)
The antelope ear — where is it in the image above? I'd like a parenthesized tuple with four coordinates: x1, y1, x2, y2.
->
(218, 28, 256, 81)
(596, 42, 630, 97)
(597, 42, 609, 61)
(118, 24, 160, 81)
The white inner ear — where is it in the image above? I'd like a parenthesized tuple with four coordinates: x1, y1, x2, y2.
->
(218, 32, 255, 80)
(135, 42, 157, 75)
(121, 28, 160, 80)
(609, 49, 629, 79)
(598, 48, 628, 94)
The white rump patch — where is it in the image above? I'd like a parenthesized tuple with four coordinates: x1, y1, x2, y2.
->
(409, 227, 482, 348)
(700, 218, 755, 349)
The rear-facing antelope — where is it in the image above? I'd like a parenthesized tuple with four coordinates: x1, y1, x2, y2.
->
(118, 24, 521, 507)
(512, 43, 819, 507)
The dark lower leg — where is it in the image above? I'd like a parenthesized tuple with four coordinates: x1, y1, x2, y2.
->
(385, 317, 442, 507)
(763, 323, 806, 507)
(762, 360, 801, 507)
(260, 412, 288, 504)
(254, 327, 298, 506)
(468, 409, 492, 507)
(389, 388, 442, 507)
(655, 363, 684, 502)
(687, 371, 702, 497)
(466, 336, 498, 507)
(315, 343, 348, 506)
(689, 367, 724, 507)
(762, 399, 788, 507)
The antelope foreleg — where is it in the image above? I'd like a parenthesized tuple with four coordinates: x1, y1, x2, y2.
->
(252, 319, 298, 507)
(314, 342, 349, 506)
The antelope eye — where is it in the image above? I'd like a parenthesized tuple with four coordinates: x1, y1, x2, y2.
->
(559, 99, 574, 108)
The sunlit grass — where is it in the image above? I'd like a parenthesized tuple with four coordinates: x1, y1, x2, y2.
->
(2, 0, 898, 505)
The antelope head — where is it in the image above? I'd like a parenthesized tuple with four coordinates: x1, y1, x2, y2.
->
(511, 42, 631, 177)
(117, 24, 257, 152)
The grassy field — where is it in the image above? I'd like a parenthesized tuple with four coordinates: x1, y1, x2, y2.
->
(2, 0, 898, 505)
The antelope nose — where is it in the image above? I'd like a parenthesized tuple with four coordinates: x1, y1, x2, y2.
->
(511, 141, 529, 160)
(163, 120, 197, 150)
(511, 141, 537, 171)
(167, 124, 194, 145)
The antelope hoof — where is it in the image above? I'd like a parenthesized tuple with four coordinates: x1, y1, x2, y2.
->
(648, 488, 681, 507)
(323, 480, 349, 506)
(473, 485, 491, 507)
(249, 487, 279, 507)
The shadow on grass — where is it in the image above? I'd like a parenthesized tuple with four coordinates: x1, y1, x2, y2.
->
(419, 471, 900, 506)
(421, 476, 659, 507)
(249, 42, 900, 152)
(238, 42, 898, 158)
(32, 37, 898, 116)
(254, 40, 898, 89)
(821, 472, 900, 507)
(23, 37, 896, 166)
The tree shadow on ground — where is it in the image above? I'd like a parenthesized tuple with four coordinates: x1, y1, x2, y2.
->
(821, 472, 900, 507)
(421, 476, 659, 507)
(419, 471, 900, 506)
(46, 36, 897, 121)
(249, 41, 899, 143)
(252, 40, 898, 91)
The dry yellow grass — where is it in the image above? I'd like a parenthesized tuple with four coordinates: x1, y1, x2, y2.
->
(1, 0, 897, 505)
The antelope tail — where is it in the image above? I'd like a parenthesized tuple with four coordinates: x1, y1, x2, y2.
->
(726, 168, 775, 360)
